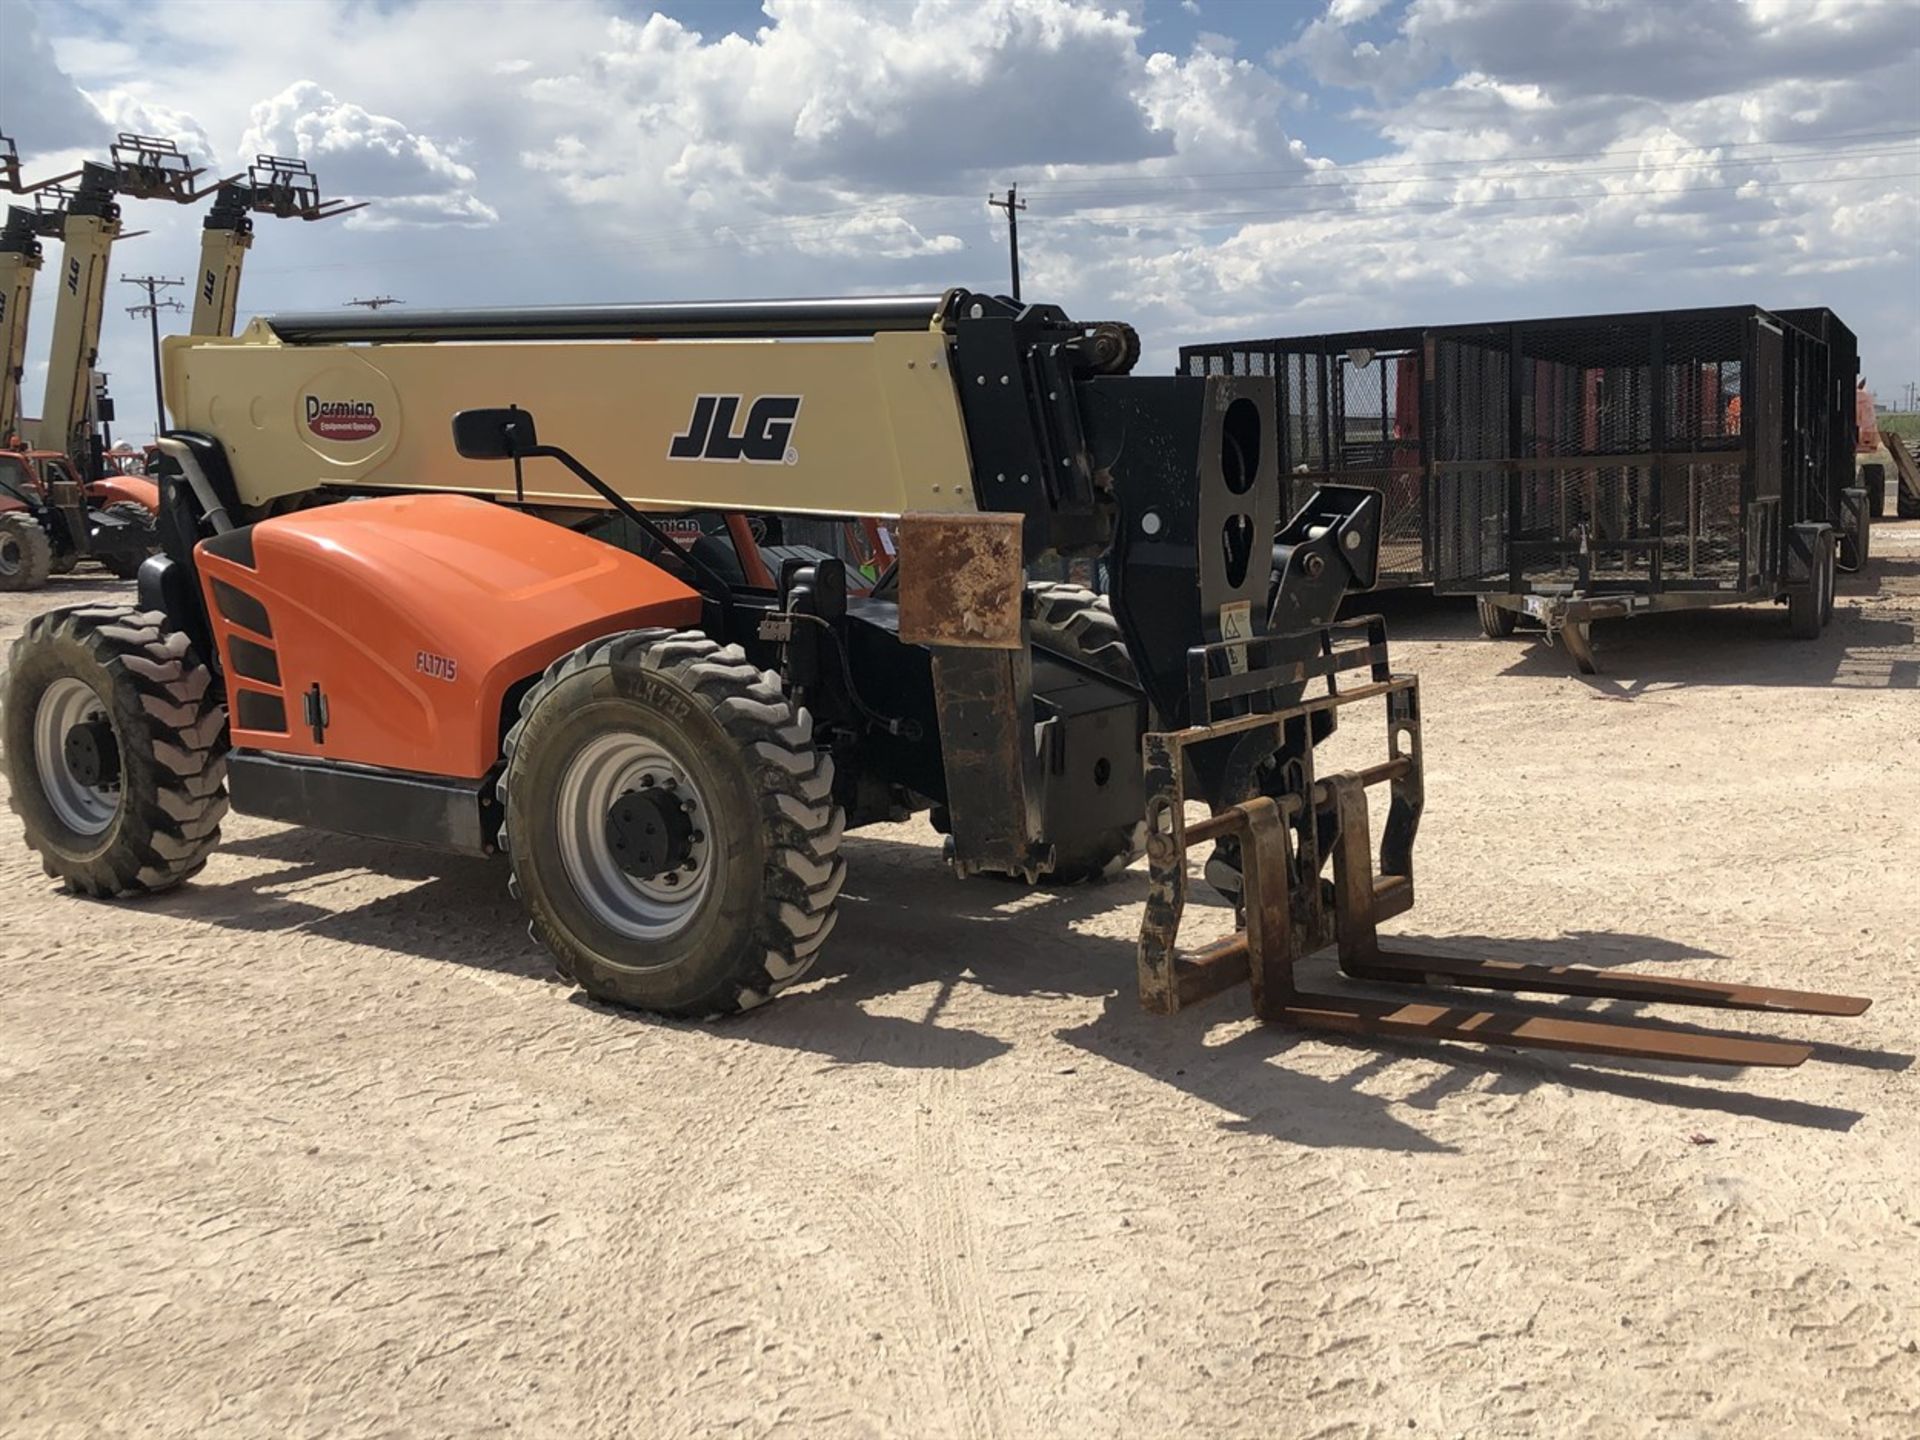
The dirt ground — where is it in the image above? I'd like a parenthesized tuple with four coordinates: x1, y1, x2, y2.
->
(2, 529, 1916, 1440)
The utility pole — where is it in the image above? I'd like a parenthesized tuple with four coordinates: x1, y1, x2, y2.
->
(345, 295, 402, 310)
(987, 185, 1026, 303)
(121, 274, 183, 439)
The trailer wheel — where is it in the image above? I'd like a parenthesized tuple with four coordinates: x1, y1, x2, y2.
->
(1020, 582, 1147, 883)
(98, 502, 158, 580)
(0, 513, 52, 592)
(499, 628, 846, 1017)
(1475, 597, 1518, 638)
(2, 604, 229, 896)
(1788, 541, 1831, 639)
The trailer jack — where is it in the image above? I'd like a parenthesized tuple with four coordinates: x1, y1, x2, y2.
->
(1135, 621, 1868, 1067)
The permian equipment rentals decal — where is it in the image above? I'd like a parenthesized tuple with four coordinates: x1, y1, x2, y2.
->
(305, 396, 383, 442)
(668, 395, 801, 464)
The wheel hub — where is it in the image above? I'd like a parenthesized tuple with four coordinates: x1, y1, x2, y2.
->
(32, 677, 121, 836)
(606, 786, 695, 880)
(62, 718, 121, 790)
(555, 735, 714, 942)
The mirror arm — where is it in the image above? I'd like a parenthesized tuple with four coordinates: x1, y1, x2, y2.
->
(522, 443, 734, 598)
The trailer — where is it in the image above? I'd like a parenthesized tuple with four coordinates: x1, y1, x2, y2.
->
(1182, 305, 1869, 671)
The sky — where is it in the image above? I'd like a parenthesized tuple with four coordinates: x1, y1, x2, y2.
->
(4, 0, 1917, 443)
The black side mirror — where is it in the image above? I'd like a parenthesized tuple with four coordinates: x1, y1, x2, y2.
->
(452, 406, 538, 460)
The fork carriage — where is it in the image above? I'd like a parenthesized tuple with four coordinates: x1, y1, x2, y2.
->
(1132, 613, 1867, 1065)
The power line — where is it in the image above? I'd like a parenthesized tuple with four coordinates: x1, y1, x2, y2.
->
(240, 126, 1917, 283)
(122, 275, 183, 440)
(1019, 142, 1919, 208)
(1021, 168, 1920, 232)
(1029, 124, 1920, 191)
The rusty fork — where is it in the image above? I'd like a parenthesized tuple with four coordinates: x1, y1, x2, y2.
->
(1135, 667, 1868, 1068)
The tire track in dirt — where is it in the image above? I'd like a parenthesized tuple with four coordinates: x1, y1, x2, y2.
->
(913, 1069, 1014, 1440)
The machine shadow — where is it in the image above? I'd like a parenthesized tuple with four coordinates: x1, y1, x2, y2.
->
(156, 823, 1891, 1143)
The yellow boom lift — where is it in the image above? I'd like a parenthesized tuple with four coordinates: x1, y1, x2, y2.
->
(190, 156, 364, 338)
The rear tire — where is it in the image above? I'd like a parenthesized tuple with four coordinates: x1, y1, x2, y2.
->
(2, 604, 229, 896)
(1476, 597, 1518, 638)
(0, 513, 52, 592)
(1788, 542, 1829, 639)
(98, 501, 157, 580)
(499, 628, 845, 1017)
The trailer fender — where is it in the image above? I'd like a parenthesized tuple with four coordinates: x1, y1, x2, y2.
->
(1784, 522, 1833, 589)
(195, 493, 703, 778)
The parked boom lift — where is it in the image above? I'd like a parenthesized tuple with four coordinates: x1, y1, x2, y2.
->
(2, 291, 1868, 1068)
(191, 156, 364, 338)
(29, 136, 220, 468)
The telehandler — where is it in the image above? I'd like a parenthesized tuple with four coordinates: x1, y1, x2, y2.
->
(2, 291, 1866, 1065)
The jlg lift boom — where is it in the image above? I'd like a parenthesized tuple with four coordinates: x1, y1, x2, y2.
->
(1, 291, 1868, 1070)
(1, 130, 81, 443)
(28, 135, 220, 468)
(191, 156, 363, 338)
(0, 205, 44, 443)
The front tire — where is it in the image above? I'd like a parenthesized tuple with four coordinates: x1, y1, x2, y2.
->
(2, 605, 229, 896)
(499, 628, 845, 1017)
(0, 513, 52, 592)
(1020, 582, 1146, 883)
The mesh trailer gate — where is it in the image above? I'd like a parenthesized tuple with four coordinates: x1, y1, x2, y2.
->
(1181, 327, 1430, 585)
(1182, 304, 1864, 671)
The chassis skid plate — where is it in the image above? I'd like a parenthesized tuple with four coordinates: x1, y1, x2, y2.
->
(1134, 617, 1869, 1068)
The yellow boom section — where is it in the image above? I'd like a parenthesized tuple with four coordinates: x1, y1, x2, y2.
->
(161, 319, 980, 519)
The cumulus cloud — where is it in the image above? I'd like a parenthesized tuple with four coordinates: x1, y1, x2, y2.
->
(240, 82, 498, 228)
(11, 0, 1916, 436)
(526, 0, 1179, 197)
(83, 92, 216, 170)
(0, 3, 111, 155)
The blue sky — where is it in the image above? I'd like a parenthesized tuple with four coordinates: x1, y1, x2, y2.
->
(5, 0, 1916, 440)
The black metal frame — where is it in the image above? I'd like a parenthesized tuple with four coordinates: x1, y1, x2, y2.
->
(1182, 303, 1861, 607)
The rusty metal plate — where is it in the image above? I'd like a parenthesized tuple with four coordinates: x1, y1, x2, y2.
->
(896, 511, 1025, 649)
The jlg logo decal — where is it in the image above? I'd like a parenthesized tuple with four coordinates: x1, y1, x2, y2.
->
(305, 395, 382, 442)
(668, 395, 801, 464)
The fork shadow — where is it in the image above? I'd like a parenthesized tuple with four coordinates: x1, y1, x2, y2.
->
(142, 823, 1900, 1147)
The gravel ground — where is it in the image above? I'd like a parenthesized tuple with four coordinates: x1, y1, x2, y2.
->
(2, 527, 1916, 1439)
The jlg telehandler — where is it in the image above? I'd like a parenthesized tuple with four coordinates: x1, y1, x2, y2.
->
(1, 291, 1867, 1065)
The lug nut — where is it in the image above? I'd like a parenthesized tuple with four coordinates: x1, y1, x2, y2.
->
(661, 871, 679, 886)
(640, 775, 655, 788)
(690, 830, 705, 844)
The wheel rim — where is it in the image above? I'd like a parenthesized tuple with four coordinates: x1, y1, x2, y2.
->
(0, 533, 19, 577)
(33, 677, 120, 836)
(554, 733, 716, 947)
